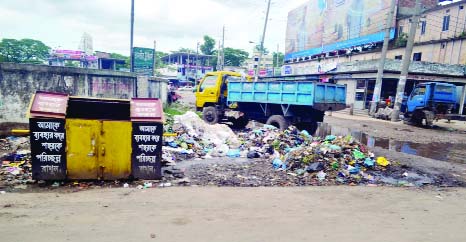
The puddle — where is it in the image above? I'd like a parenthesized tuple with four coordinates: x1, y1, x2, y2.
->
(316, 123, 466, 164)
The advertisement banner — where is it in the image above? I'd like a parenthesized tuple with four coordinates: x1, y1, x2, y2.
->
(133, 47, 155, 76)
(285, 0, 395, 60)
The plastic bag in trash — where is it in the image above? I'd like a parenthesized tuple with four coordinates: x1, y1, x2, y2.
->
(352, 150, 366, 160)
(364, 158, 375, 167)
(272, 158, 286, 170)
(226, 149, 241, 158)
(317, 171, 326, 181)
(376, 157, 390, 167)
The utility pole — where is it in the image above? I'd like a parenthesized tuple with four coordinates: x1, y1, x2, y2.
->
(196, 42, 200, 85)
(130, 0, 135, 72)
(187, 50, 190, 82)
(370, 0, 396, 115)
(221, 25, 225, 71)
(275, 43, 279, 76)
(216, 41, 221, 71)
(156, 40, 157, 76)
(255, 0, 272, 81)
(391, 0, 422, 122)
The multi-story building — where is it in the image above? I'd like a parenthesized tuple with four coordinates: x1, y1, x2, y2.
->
(283, 0, 466, 114)
(245, 50, 275, 77)
(160, 52, 214, 86)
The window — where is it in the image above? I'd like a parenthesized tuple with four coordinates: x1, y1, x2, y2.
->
(199, 75, 217, 92)
(420, 21, 426, 35)
(442, 15, 450, 31)
(355, 92, 365, 101)
(410, 86, 426, 99)
(413, 52, 422, 61)
(254, 57, 259, 61)
(441, 42, 447, 49)
(398, 26, 404, 36)
(356, 80, 366, 89)
(395, 55, 403, 60)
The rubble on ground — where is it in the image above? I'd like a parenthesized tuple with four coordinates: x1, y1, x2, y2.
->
(0, 110, 463, 190)
(161, 113, 462, 187)
(0, 137, 33, 190)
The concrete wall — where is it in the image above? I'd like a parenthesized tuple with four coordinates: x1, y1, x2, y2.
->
(0, 63, 168, 124)
(137, 76, 169, 107)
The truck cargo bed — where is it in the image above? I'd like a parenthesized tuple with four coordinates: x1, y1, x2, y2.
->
(227, 81, 346, 110)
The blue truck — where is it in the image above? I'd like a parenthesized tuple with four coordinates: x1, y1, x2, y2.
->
(403, 82, 457, 126)
(195, 71, 346, 131)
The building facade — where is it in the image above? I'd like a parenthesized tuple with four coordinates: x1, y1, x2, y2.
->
(160, 52, 214, 85)
(245, 51, 275, 77)
(283, 0, 466, 114)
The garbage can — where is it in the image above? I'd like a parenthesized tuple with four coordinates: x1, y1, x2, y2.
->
(29, 91, 164, 181)
(30, 91, 69, 180)
(130, 98, 164, 180)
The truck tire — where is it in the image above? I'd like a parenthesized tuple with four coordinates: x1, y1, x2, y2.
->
(202, 106, 219, 124)
(266, 115, 290, 131)
(423, 110, 435, 128)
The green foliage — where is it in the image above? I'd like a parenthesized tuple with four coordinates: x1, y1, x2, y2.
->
(64, 60, 79, 67)
(200, 35, 216, 55)
(272, 52, 284, 67)
(110, 52, 130, 69)
(0, 38, 51, 63)
(394, 33, 408, 48)
(254, 44, 269, 55)
(155, 51, 168, 68)
(224, 47, 249, 66)
(210, 47, 248, 69)
(459, 31, 466, 38)
(178, 47, 195, 53)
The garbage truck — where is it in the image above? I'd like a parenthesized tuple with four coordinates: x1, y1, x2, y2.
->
(403, 82, 457, 126)
(194, 71, 346, 131)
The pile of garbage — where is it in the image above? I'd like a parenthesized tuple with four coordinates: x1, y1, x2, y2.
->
(0, 137, 33, 189)
(162, 111, 241, 163)
(162, 113, 401, 185)
(237, 124, 393, 184)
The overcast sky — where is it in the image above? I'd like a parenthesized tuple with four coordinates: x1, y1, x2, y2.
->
(0, 0, 308, 56)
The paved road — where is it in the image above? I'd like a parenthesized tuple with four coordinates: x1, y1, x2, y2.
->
(1, 187, 465, 242)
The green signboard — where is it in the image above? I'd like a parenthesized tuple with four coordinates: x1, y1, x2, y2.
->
(133, 47, 154, 76)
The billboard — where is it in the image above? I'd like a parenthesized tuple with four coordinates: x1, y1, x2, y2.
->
(133, 47, 155, 76)
(50, 49, 97, 61)
(285, 0, 395, 60)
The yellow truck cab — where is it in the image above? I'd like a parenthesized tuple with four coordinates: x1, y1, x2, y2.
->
(195, 71, 251, 127)
(195, 71, 249, 108)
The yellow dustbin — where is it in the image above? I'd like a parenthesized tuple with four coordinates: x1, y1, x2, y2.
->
(29, 91, 164, 180)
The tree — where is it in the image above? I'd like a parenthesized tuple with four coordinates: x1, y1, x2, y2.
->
(254, 44, 269, 55)
(224, 48, 249, 66)
(0, 38, 51, 64)
(110, 52, 130, 69)
(272, 52, 284, 67)
(200, 35, 216, 55)
(210, 48, 248, 69)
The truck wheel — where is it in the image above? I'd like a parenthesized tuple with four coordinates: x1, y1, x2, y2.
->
(423, 110, 435, 128)
(202, 106, 219, 124)
(266, 115, 290, 131)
